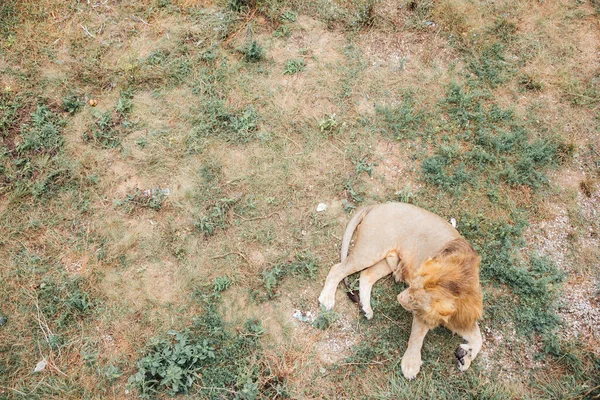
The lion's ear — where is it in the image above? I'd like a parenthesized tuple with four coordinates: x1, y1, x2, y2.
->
(434, 299, 456, 323)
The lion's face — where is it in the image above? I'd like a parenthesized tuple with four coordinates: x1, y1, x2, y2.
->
(397, 258, 466, 327)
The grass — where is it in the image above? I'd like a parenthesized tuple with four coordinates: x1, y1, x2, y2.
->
(1, 0, 599, 398)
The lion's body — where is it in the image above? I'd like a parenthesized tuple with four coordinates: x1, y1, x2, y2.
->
(341, 202, 461, 283)
(319, 202, 484, 379)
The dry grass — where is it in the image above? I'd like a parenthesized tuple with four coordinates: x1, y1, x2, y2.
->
(1, 0, 599, 398)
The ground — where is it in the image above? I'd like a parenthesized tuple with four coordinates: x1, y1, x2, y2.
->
(0, 0, 599, 399)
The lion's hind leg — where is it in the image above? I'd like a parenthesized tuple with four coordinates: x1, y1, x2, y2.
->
(359, 260, 393, 320)
(319, 252, 384, 311)
(358, 253, 399, 319)
(454, 323, 483, 372)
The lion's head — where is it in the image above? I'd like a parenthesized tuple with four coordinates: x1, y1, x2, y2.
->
(397, 239, 483, 330)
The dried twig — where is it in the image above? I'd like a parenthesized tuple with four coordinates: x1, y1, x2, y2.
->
(211, 251, 250, 266)
(233, 212, 282, 222)
(130, 15, 149, 25)
(0, 386, 28, 396)
(80, 25, 96, 38)
(337, 358, 392, 366)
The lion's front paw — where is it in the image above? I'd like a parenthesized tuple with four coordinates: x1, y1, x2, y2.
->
(401, 353, 422, 380)
(455, 344, 473, 372)
(318, 290, 335, 310)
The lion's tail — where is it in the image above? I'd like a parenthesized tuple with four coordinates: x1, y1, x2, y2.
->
(341, 205, 373, 303)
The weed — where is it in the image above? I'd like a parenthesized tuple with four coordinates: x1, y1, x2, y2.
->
(280, 10, 297, 22)
(519, 73, 543, 91)
(467, 43, 510, 88)
(283, 58, 306, 75)
(116, 89, 134, 117)
(419, 81, 566, 192)
(319, 114, 339, 133)
(17, 105, 64, 154)
(394, 185, 415, 203)
(83, 112, 121, 148)
(562, 74, 600, 107)
(213, 275, 232, 292)
(37, 275, 94, 331)
(273, 25, 292, 38)
(376, 93, 425, 140)
(354, 157, 377, 177)
(62, 94, 83, 115)
(351, 0, 377, 30)
(191, 100, 260, 144)
(343, 178, 364, 204)
(0, 93, 21, 136)
(130, 292, 280, 399)
(228, 0, 255, 12)
(405, 0, 434, 29)
(459, 214, 565, 336)
(195, 195, 241, 236)
(241, 40, 264, 63)
(312, 309, 340, 330)
(261, 252, 320, 298)
(128, 331, 217, 398)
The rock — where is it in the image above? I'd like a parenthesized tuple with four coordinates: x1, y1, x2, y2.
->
(293, 310, 314, 323)
(34, 359, 47, 373)
(316, 203, 328, 212)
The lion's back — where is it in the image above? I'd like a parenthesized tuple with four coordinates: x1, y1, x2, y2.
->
(353, 202, 462, 274)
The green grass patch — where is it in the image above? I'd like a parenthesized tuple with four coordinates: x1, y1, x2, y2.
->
(261, 251, 319, 299)
(190, 99, 260, 144)
(0, 101, 76, 199)
(83, 90, 135, 149)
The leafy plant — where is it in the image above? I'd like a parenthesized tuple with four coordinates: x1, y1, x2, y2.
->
(280, 10, 297, 22)
(319, 114, 339, 132)
(17, 106, 65, 154)
(312, 309, 340, 330)
(354, 157, 377, 177)
(62, 94, 83, 115)
(228, 0, 255, 12)
(242, 40, 263, 62)
(273, 25, 292, 38)
(116, 89, 134, 117)
(283, 59, 306, 75)
(83, 112, 121, 148)
(128, 331, 216, 398)
(213, 275, 232, 293)
(195, 196, 241, 235)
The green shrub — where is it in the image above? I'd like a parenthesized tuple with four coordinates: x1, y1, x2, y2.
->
(62, 94, 83, 115)
(128, 331, 216, 398)
(242, 40, 263, 62)
(17, 106, 64, 154)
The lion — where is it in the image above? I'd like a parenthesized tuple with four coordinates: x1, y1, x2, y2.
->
(318, 202, 483, 379)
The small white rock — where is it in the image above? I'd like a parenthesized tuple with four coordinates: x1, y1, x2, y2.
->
(34, 359, 47, 373)
(450, 218, 457, 228)
(316, 203, 328, 212)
